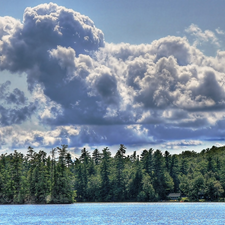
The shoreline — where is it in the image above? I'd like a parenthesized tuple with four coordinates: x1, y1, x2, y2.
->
(1, 201, 224, 205)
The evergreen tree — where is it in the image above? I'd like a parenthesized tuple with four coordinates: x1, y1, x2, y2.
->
(51, 145, 74, 203)
(100, 147, 111, 201)
(180, 158, 188, 175)
(92, 149, 101, 165)
(164, 150, 171, 171)
(152, 150, 172, 199)
(128, 157, 143, 200)
(170, 155, 179, 192)
(141, 174, 155, 201)
(113, 144, 126, 201)
(141, 148, 153, 175)
(0, 144, 225, 203)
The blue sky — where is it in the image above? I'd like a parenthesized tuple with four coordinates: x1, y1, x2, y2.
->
(0, 0, 225, 155)
(1, 0, 225, 47)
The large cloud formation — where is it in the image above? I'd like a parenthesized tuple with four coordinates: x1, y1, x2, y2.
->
(0, 3, 225, 152)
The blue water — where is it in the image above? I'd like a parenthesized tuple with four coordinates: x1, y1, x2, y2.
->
(0, 203, 225, 224)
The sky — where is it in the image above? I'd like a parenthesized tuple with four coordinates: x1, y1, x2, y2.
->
(0, 0, 225, 156)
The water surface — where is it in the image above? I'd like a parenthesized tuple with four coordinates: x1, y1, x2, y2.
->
(1, 203, 225, 224)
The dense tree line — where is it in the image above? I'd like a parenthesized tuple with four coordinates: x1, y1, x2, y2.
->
(0, 144, 224, 203)
(0, 145, 75, 204)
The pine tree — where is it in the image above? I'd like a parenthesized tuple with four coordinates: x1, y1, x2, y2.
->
(92, 149, 101, 165)
(170, 155, 179, 192)
(51, 145, 74, 203)
(113, 144, 126, 201)
(100, 147, 111, 201)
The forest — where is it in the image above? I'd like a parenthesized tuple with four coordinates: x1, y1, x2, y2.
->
(0, 144, 224, 204)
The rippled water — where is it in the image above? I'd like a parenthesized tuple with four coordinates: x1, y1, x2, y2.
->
(1, 203, 225, 224)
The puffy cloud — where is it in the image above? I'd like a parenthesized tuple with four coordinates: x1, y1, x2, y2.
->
(0, 3, 104, 70)
(0, 80, 11, 100)
(0, 104, 36, 126)
(0, 124, 156, 153)
(0, 125, 79, 149)
(6, 88, 27, 105)
(1, 3, 225, 152)
(32, 84, 63, 122)
(95, 38, 225, 124)
(0, 81, 36, 126)
(0, 3, 107, 126)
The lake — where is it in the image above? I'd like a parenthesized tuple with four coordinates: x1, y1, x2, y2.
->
(1, 203, 225, 224)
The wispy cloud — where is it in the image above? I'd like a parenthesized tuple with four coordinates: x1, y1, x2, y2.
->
(215, 27, 225, 35)
(185, 23, 220, 47)
(162, 140, 203, 149)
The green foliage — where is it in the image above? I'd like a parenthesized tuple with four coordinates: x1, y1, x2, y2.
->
(142, 174, 155, 201)
(0, 144, 225, 203)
